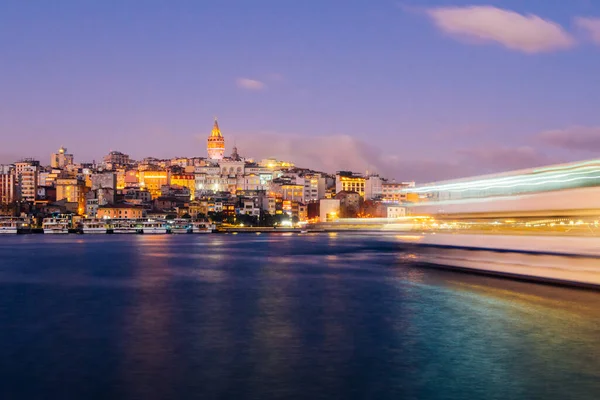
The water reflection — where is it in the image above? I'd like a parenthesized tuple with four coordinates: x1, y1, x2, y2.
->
(0, 234, 598, 399)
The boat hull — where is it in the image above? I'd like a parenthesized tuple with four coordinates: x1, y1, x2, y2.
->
(171, 228, 192, 234)
(142, 228, 168, 234)
(82, 228, 107, 234)
(400, 233, 600, 288)
(0, 229, 17, 234)
(113, 229, 136, 234)
(44, 229, 69, 234)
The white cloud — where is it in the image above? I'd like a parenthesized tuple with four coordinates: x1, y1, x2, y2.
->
(236, 78, 265, 91)
(538, 126, 600, 151)
(425, 6, 575, 53)
(574, 17, 600, 44)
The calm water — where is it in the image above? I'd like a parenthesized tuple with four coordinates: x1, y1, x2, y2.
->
(0, 233, 599, 400)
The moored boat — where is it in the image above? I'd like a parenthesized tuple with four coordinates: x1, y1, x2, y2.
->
(192, 221, 214, 234)
(139, 219, 168, 234)
(170, 219, 192, 234)
(42, 215, 71, 234)
(112, 219, 137, 234)
(81, 219, 108, 234)
(0, 217, 26, 234)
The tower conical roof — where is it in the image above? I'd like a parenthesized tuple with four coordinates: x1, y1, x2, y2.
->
(210, 117, 222, 138)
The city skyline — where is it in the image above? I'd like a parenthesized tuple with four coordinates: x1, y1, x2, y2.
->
(3, 1, 600, 181)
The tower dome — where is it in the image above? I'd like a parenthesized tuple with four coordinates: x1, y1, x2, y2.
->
(207, 117, 225, 160)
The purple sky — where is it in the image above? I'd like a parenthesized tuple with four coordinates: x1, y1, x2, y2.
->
(2, 0, 600, 182)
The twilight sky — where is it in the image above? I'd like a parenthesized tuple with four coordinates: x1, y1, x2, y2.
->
(2, 0, 600, 182)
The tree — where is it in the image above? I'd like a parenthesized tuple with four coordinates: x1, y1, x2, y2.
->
(181, 213, 192, 219)
(196, 213, 207, 221)
(208, 211, 225, 223)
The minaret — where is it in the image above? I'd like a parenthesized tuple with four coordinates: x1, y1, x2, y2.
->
(207, 117, 225, 160)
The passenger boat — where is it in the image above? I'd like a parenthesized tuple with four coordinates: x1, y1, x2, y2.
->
(0, 217, 26, 234)
(398, 158, 600, 288)
(112, 219, 137, 234)
(139, 219, 168, 234)
(170, 219, 192, 234)
(192, 221, 214, 234)
(81, 219, 108, 234)
(42, 215, 71, 234)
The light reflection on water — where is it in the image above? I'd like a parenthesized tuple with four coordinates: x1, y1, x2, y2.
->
(0, 234, 598, 400)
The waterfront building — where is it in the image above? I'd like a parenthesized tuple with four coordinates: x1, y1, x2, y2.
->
(381, 181, 415, 203)
(97, 204, 144, 220)
(303, 173, 326, 203)
(50, 146, 74, 169)
(239, 199, 261, 217)
(86, 198, 99, 218)
(0, 165, 16, 205)
(207, 118, 225, 160)
(55, 178, 88, 215)
(319, 199, 340, 222)
(335, 191, 362, 218)
(15, 160, 40, 202)
(364, 175, 383, 200)
(335, 171, 366, 198)
(386, 205, 406, 219)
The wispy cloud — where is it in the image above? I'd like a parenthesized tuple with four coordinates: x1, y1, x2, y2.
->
(574, 17, 600, 44)
(210, 131, 558, 183)
(425, 6, 575, 53)
(236, 78, 265, 91)
(538, 126, 600, 151)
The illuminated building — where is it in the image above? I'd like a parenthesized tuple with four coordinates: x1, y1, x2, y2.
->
(171, 174, 196, 199)
(335, 171, 366, 198)
(281, 184, 304, 202)
(55, 178, 88, 215)
(0, 165, 16, 204)
(138, 170, 169, 199)
(386, 206, 406, 219)
(303, 173, 326, 202)
(207, 118, 225, 160)
(382, 182, 414, 203)
(97, 204, 143, 220)
(50, 146, 74, 169)
(259, 158, 294, 170)
(116, 169, 138, 190)
(319, 199, 340, 222)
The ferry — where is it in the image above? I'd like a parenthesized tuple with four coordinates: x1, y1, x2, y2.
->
(192, 221, 215, 234)
(0, 217, 26, 234)
(138, 219, 168, 234)
(170, 219, 192, 234)
(112, 219, 137, 234)
(43, 215, 71, 234)
(81, 219, 108, 234)
(398, 158, 600, 288)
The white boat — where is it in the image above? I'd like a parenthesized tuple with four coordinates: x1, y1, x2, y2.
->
(81, 219, 108, 234)
(399, 233, 600, 288)
(0, 217, 26, 234)
(112, 219, 137, 234)
(192, 221, 214, 234)
(43, 216, 71, 234)
(140, 219, 168, 234)
(170, 219, 192, 234)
